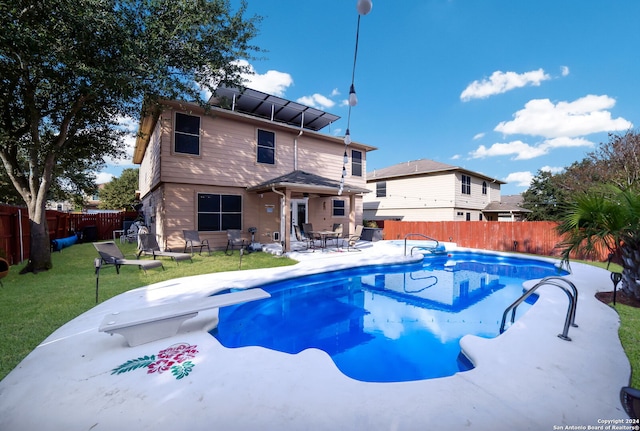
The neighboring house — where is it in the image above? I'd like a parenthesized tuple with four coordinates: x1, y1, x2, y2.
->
(364, 159, 529, 222)
(46, 183, 104, 213)
(483, 194, 531, 222)
(133, 87, 375, 252)
(84, 183, 104, 211)
(45, 199, 74, 212)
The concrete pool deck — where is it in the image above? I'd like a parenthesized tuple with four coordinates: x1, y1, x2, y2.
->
(0, 241, 631, 430)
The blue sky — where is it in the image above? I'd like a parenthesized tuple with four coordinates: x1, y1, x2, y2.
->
(101, 0, 640, 196)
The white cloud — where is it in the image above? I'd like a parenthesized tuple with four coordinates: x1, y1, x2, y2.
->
(296, 93, 336, 110)
(473, 132, 485, 140)
(235, 60, 293, 97)
(471, 140, 546, 160)
(494, 95, 633, 138)
(540, 165, 565, 174)
(95, 172, 115, 184)
(331, 88, 341, 97)
(451, 154, 461, 160)
(116, 115, 138, 133)
(542, 136, 594, 149)
(503, 171, 534, 188)
(460, 69, 550, 101)
(561, 66, 570, 76)
(470, 137, 593, 160)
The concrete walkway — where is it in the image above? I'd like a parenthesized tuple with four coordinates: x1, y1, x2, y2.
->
(0, 241, 630, 430)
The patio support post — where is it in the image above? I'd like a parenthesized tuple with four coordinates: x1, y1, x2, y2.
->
(284, 189, 292, 252)
(349, 194, 357, 236)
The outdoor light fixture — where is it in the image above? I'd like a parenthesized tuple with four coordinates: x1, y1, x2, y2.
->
(339, 0, 372, 195)
(357, 0, 373, 15)
(349, 84, 358, 106)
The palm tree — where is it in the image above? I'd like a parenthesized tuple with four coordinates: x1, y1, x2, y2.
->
(557, 187, 640, 299)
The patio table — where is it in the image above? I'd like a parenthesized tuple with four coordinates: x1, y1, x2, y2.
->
(310, 230, 341, 249)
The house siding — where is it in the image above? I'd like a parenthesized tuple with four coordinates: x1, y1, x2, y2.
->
(136, 102, 371, 250)
(364, 168, 503, 222)
(155, 110, 367, 191)
(138, 120, 162, 197)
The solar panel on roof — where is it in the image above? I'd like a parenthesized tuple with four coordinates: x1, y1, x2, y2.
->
(211, 87, 340, 132)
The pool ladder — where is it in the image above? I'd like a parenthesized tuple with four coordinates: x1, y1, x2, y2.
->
(403, 233, 440, 256)
(500, 276, 578, 341)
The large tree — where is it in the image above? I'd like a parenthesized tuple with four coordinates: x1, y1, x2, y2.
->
(557, 130, 640, 195)
(522, 130, 640, 219)
(99, 168, 139, 211)
(521, 170, 569, 221)
(0, 0, 260, 273)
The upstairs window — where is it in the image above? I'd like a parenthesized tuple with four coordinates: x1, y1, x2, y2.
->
(257, 129, 275, 164)
(376, 181, 387, 197)
(174, 113, 200, 155)
(461, 174, 471, 195)
(482, 181, 487, 195)
(351, 150, 362, 177)
(197, 193, 242, 231)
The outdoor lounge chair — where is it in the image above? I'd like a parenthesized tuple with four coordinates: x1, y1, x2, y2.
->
(225, 229, 246, 255)
(347, 225, 364, 251)
(137, 233, 192, 264)
(183, 230, 211, 255)
(621, 387, 640, 419)
(93, 241, 164, 274)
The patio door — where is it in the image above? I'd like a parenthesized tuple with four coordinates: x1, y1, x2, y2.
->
(290, 199, 308, 238)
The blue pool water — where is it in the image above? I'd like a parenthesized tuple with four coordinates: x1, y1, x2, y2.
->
(211, 251, 567, 382)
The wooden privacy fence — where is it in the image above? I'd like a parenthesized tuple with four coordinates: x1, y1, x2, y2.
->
(383, 220, 610, 262)
(0, 204, 138, 265)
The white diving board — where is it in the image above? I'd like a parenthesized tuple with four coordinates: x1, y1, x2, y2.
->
(98, 288, 270, 347)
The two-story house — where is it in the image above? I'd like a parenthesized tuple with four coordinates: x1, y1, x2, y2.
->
(363, 159, 528, 222)
(133, 87, 375, 252)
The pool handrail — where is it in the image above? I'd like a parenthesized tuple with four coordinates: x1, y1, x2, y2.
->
(404, 233, 440, 256)
(500, 276, 578, 341)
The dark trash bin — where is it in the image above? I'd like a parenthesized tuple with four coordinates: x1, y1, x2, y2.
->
(82, 226, 98, 243)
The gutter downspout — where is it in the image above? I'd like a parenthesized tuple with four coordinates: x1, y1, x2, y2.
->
(293, 130, 303, 170)
(272, 187, 286, 252)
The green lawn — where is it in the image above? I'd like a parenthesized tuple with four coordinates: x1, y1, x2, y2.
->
(0, 241, 296, 380)
(0, 244, 637, 389)
(564, 260, 638, 387)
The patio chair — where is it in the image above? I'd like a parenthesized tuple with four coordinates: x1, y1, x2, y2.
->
(621, 387, 640, 419)
(137, 233, 192, 264)
(183, 230, 211, 255)
(293, 225, 315, 251)
(328, 223, 343, 248)
(93, 241, 164, 274)
(225, 229, 246, 255)
(347, 225, 364, 252)
(301, 223, 321, 243)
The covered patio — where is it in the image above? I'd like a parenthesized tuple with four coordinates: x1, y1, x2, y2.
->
(247, 170, 370, 252)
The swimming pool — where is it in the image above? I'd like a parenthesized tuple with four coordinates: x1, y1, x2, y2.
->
(212, 251, 567, 382)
